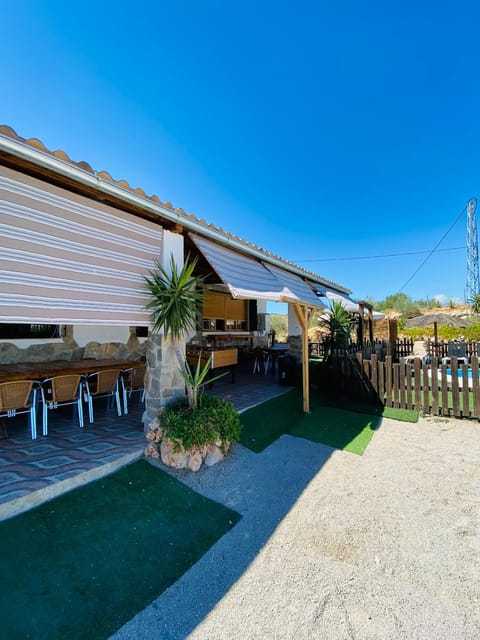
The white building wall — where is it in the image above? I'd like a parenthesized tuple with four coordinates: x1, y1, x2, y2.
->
(288, 304, 302, 336)
(73, 325, 131, 347)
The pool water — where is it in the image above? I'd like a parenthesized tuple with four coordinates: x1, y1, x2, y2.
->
(446, 368, 479, 378)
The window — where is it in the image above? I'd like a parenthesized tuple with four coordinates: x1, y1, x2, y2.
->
(0, 324, 63, 339)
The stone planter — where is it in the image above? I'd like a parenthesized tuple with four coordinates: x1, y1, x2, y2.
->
(144, 420, 230, 472)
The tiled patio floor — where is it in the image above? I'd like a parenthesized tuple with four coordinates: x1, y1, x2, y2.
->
(0, 365, 293, 518)
(0, 401, 146, 511)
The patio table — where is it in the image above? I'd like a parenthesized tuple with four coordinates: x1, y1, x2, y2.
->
(0, 359, 145, 384)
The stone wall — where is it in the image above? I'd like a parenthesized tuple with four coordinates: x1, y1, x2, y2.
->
(143, 334, 186, 428)
(0, 337, 82, 364)
(0, 328, 147, 364)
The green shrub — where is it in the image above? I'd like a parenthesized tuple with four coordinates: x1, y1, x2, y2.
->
(401, 324, 480, 341)
(158, 395, 242, 451)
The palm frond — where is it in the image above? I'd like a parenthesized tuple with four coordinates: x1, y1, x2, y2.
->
(144, 254, 204, 340)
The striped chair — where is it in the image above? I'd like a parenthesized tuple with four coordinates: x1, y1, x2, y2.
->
(121, 364, 146, 415)
(83, 369, 123, 423)
(0, 380, 39, 439)
(40, 375, 84, 435)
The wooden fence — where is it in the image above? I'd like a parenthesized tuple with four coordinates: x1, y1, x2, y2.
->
(426, 340, 480, 359)
(309, 339, 391, 359)
(328, 353, 480, 419)
(309, 338, 480, 361)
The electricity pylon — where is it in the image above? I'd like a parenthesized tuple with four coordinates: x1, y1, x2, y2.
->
(466, 198, 479, 302)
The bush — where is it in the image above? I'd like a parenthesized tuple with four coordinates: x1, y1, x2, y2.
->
(401, 324, 480, 341)
(158, 395, 242, 451)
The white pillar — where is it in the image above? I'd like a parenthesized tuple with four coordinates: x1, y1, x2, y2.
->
(288, 304, 302, 336)
(288, 303, 303, 362)
(161, 230, 184, 273)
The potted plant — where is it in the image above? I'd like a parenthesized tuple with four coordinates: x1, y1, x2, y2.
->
(143, 254, 241, 470)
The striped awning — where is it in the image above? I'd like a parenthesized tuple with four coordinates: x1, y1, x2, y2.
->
(324, 290, 359, 312)
(190, 234, 325, 308)
(263, 263, 324, 307)
(1, 166, 162, 325)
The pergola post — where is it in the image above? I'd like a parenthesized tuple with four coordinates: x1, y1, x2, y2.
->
(293, 303, 311, 413)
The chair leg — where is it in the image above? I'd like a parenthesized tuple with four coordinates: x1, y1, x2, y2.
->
(30, 405, 37, 440)
(264, 355, 271, 375)
(77, 397, 84, 428)
(115, 385, 122, 416)
(122, 380, 128, 415)
(41, 404, 47, 437)
(88, 396, 94, 423)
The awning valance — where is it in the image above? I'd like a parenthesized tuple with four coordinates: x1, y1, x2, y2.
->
(190, 234, 325, 308)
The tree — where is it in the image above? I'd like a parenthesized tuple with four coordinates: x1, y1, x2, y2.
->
(374, 293, 420, 316)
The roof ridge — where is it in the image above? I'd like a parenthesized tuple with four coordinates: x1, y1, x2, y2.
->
(0, 124, 348, 292)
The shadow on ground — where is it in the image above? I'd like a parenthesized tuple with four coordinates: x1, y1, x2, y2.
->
(110, 434, 335, 639)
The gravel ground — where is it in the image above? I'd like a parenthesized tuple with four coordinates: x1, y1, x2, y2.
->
(111, 415, 480, 640)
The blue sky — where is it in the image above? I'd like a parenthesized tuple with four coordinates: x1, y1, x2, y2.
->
(1, 1, 479, 308)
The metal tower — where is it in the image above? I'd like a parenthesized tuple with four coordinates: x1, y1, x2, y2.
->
(466, 198, 479, 301)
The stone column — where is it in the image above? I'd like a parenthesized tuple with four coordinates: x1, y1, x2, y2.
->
(143, 333, 186, 429)
(142, 229, 186, 430)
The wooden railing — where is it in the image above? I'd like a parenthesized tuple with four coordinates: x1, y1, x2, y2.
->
(425, 340, 480, 359)
(325, 353, 480, 419)
(309, 338, 480, 363)
(309, 338, 413, 360)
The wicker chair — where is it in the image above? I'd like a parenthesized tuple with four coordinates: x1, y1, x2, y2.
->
(121, 364, 146, 415)
(0, 380, 39, 439)
(40, 375, 84, 435)
(83, 369, 122, 423)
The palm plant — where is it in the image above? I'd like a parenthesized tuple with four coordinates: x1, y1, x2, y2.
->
(320, 300, 354, 361)
(144, 254, 203, 339)
(144, 254, 216, 408)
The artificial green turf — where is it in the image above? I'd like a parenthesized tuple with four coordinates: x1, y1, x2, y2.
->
(0, 460, 241, 640)
(318, 395, 419, 423)
(240, 389, 380, 455)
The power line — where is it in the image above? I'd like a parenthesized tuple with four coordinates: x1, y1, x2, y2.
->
(398, 205, 467, 293)
(294, 246, 465, 263)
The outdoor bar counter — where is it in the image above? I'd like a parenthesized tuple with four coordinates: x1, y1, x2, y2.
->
(186, 347, 238, 369)
(186, 347, 238, 384)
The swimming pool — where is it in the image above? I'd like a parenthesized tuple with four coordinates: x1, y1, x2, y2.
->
(446, 368, 478, 378)
(431, 368, 480, 388)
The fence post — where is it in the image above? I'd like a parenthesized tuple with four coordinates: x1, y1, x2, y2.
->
(385, 355, 393, 407)
(371, 353, 378, 400)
